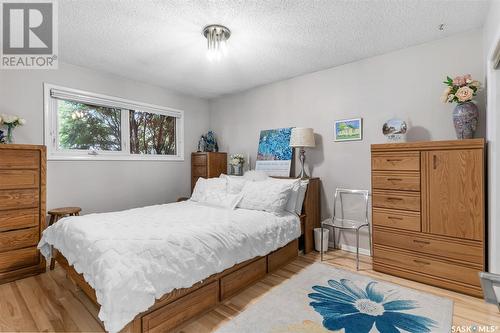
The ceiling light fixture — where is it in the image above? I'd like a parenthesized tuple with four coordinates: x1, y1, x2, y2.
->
(203, 24, 231, 62)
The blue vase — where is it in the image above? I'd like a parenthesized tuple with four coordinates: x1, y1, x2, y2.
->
(452, 101, 479, 139)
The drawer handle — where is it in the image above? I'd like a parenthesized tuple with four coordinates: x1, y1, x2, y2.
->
(413, 259, 430, 265)
(386, 197, 403, 201)
(387, 178, 402, 181)
(413, 240, 430, 245)
(387, 216, 403, 220)
(386, 159, 402, 162)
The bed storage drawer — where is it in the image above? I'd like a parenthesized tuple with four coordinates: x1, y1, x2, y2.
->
(372, 190, 420, 211)
(0, 247, 39, 272)
(268, 239, 298, 272)
(221, 257, 266, 299)
(371, 152, 420, 171)
(0, 227, 38, 252)
(372, 208, 420, 231)
(373, 228, 483, 265)
(373, 246, 481, 288)
(0, 189, 39, 210)
(142, 281, 218, 333)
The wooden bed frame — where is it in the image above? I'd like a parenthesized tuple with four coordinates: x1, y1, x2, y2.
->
(53, 179, 320, 333)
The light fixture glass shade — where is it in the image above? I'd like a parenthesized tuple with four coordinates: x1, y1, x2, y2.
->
(203, 25, 231, 62)
(290, 128, 316, 148)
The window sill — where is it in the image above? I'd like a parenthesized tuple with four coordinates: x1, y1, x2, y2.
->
(47, 154, 185, 161)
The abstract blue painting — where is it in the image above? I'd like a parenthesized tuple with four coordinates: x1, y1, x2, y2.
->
(255, 127, 293, 176)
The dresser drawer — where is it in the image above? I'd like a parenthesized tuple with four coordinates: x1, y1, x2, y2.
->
(372, 190, 420, 211)
(0, 189, 39, 210)
(0, 170, 39, 190)
(0, 247, 39, 272)
(0, 227, 38, 252)
(372, 153, 420, 171)
(192, 165, 207, 177)
(372, 172, 420, 191)
(373, 246, 480, 287)
(373, 228, 483, 265)
(372, 208, 420, 231)
(192, 154, 207, 166)
(0, 208, 38, 232)
(0, 150, 39, 169)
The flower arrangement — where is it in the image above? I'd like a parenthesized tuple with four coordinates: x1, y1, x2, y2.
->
(229, 154, 245, 166)
(441, 74, 481, 104)
(0, 114, 26, 144)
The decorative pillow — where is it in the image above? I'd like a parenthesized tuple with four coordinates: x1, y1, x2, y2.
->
(220, 174, 247, 194)
(191, 177, 227, 202)
(238, 179, 294, 213)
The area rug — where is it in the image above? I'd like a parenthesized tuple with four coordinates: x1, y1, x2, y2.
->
(214, 262, 453, 333)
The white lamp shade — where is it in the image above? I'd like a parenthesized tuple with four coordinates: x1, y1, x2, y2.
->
(290, 128, 316, 148)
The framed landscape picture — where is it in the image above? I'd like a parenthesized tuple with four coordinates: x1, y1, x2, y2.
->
(334, 118, 363, 142)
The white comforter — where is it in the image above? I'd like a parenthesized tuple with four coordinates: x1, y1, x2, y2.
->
(38, 201, 301, 333)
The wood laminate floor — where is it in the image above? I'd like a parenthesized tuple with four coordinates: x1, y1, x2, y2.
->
(0, 250, 498, 332)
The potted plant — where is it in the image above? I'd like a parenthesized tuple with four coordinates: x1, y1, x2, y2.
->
(0, 114, 26, 144)
(441, 74, 481, 139)
(229, 154, 245, 176)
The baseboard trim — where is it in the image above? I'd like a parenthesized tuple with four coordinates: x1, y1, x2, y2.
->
(327, 242, 371, 256)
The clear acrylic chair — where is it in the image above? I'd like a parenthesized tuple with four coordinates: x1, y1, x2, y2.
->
(320, 188, 371, 270)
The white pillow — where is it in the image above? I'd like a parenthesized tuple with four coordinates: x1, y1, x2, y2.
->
(191, 177, 227, 202)
(295, 179, 309, 215)
(269, 178, 301, 214)
(202, 191, 243, 210)
(268, 178, 308, 215)
(243, 170, 269, 181)
(220, 174, 247, 194)
(238, 179, 294, 213)
(191, 177, 242, 209)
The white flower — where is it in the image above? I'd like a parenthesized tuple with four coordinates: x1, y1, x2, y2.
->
(1, 114, 18, 124)
(18, 118, 26, 125)
(447, 94, 455, 102)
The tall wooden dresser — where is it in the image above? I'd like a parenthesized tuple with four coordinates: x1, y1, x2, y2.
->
(191, 152, 227, 191)
(371, 139, 485, 297)
(0, 144, 46, 284)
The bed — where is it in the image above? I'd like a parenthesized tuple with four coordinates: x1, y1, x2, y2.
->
(38, 177, 320, 333)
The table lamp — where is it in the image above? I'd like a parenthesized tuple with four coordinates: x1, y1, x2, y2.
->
(290, 128, 316, 179)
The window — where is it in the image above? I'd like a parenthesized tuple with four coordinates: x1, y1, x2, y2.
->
(44, 84, 184, 160)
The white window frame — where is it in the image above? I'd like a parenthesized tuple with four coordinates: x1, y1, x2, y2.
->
(44, 83, 184, 161)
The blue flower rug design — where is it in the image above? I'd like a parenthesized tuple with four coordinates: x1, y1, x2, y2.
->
(215, 262, 452, 333)
(309, 279, 437, 332)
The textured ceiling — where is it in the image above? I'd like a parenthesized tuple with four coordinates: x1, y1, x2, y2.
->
(59, 0, 490, 99)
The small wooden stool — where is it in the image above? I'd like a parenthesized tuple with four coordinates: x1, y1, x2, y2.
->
(48, 207, 81, 270)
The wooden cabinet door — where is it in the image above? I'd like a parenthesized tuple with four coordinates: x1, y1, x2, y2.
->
(424, 149, 484, 240)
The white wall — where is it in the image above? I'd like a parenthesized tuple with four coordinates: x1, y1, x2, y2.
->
(0, 62, 210, 213)
(209, 30, 485, 252)
(484, 0, 500, 273)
